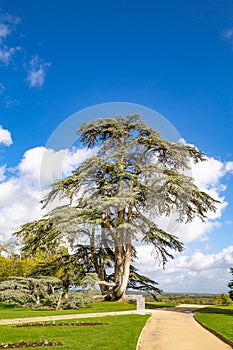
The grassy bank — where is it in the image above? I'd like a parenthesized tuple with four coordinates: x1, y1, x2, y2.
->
(0, 314, 150, 350)
(194, 305, 233, 345)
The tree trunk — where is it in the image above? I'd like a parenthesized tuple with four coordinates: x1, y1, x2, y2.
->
(56, 291, 63, 310)
(113, 243, 131, 301)
(113, 227, 132, 301)
(90, 226, 109, 296)
(56, 281, 69, 310)
(36, 294, 40, 305)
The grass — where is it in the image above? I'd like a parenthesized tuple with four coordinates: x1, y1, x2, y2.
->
(0, 314, 150, 350)
(0, 300, 176, 320)
(0, 301, 136, 319)
(194, 304, 233, 344)
(195, 305, 233, 315)
(0, 300, 175, 349)
(145, 301, 176, 309)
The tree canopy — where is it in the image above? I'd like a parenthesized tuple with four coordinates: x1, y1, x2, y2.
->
(17, 114, 219, 301)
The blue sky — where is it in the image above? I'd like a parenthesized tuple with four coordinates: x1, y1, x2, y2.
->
(0, 0, 233, 293)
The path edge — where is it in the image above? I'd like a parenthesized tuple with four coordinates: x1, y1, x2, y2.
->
(194, 316, 233, 349)
(136, 313, 152, 350)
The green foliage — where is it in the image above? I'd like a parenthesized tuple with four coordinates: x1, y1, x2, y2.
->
(182, 296, 195, 304)
(0, 238, 39, 281)
(0, 315, 149, 350)
(14, 219, 68, 259)
(60, 291, 95, 309)
(0, 256, 12, 281)
(0, 273, 99, 309)
(214, 293, 232, 306)
(149, 293, 215, 305)
(128, 266, 161, 295)
(0, 256, 40, 281)
(0, 276, 61, 307)
(14, 220, 88, 303)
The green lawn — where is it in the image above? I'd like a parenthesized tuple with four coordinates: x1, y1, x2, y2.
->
(194, 305, 233, 344)
(145, 301, 176, 309)
(0, 301, 136, 319)
(0, 300, 176, 320)
(0, 314, 150, 350)
(195, 305, 233, 315)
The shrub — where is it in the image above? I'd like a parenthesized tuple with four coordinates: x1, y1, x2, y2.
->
(61, 291, 96, 309)
(214, 293, 232, 306)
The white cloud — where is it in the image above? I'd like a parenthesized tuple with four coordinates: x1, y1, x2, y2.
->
(62, 146, 98, 177)
(38, 145, 98, 189)
(0, 150, 51, 240)
(0, 178, 42, 240)
(225, 161, 233, 172)
(0, 23, 10, 42)
(0, 13, 21, 43)
(0, 45, 21, 66)
(175, 219, 222, 243)
(18, 146, 94, 189)
(135, 244, 233, 293)
(0, 11, 50, 92)
(175, 246, 233, 271)
(0, 165, 6, 181)
(19, 146, 67, 188)
(149, 141, 232, 243)
(0, 145, 96, 240)
(158, 156, 233, 243)
(25, 55, 51, 88)
(0, 125, 13, 146)
(0, 12, 21, 27)
(0, 12, 21, 66)
(192, 157, 227, 189)
(5, 96, 20, 108)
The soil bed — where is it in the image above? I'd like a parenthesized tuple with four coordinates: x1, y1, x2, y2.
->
(0, 341, 62, 348)
(12, 322, 106, 327)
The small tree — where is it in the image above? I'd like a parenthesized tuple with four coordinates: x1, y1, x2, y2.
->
(214, 293, 232, 306)
(15, 219, 85, 306)
(0, 276, 61, 307)
(41, 114, 218, 301)
(0, 274, 96, 309)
